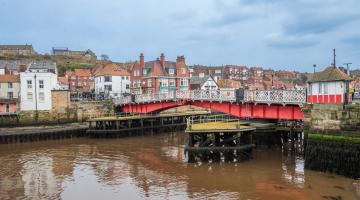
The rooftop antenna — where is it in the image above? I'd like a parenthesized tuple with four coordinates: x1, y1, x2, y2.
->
(343, 62, 352, 76)
(333, 48, 336, 67)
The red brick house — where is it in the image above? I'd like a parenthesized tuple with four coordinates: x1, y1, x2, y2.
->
(65, 69, 94, 93)
(131, 53, 190, 94)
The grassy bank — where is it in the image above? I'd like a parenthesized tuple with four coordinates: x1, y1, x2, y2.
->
(308, 133, 360, 143)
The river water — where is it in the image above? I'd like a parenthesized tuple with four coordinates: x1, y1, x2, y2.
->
(0, 133, 358, 200)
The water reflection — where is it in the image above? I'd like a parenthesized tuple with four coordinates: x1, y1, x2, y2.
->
(0, 133, 357, 200)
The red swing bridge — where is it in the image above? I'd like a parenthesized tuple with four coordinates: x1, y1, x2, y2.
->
(114, 89, 306, 121)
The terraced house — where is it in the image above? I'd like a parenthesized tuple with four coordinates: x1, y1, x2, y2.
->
(0, 75, 20, 114)
(130, 53, 190, 94)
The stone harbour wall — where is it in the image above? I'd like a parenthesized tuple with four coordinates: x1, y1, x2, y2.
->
(303, 103, 360, 136)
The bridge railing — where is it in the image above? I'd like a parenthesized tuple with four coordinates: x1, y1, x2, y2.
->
(244, 90, 306, 104)
(113, 89, 306, 105)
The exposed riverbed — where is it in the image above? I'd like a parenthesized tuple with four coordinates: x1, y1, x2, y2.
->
(0, 132, 358, 200)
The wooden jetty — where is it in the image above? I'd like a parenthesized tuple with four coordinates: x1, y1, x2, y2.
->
(87, 111, 211, 138)
(185, 115, 256, 163)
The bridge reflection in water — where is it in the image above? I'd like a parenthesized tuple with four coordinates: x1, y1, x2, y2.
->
(0, 133, 357, 200)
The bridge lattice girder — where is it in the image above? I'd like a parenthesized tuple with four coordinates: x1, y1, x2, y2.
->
(121, 100, 304, 120)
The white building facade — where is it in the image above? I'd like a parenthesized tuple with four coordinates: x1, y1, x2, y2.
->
(95, 75, 130, 98)
(20, 61, 59, 111)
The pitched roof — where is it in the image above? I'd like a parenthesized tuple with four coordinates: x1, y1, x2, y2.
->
(58, 77, 69, 84)
(94, 63, 130, 76)
(28, 60, 56, 71)
(308, 66, 353, 83)
(0, 60, 21, 70)
(190, 76, 215, 86)
(66, 68, 92, 77)
(0, 75, 19, 82)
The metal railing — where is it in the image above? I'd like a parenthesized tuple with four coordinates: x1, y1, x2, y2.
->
(113, 89, 306, 105)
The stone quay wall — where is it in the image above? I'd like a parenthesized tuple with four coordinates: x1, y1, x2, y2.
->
(303, 103, 360, 178)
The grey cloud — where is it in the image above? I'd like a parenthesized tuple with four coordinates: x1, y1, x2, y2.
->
(283, 14, 360, 36)
(341, 35, 360, 46)
(265, 34, 318, 49)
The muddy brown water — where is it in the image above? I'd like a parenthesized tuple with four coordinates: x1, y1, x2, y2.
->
(0, 132, 358, 200)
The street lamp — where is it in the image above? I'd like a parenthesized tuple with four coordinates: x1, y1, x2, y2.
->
(313, 64, 316, 73)
(34, 74, 38, 121)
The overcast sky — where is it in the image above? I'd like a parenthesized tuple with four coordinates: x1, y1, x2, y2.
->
(1, 0, 359, 72)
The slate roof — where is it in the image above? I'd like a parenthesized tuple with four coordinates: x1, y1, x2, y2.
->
(190, 76, 213, 85)
(28, 60, 57, 73)
(308, 66, 353, 83)
(0, 60, 21, 71)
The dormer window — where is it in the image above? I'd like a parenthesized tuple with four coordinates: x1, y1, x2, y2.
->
(143, 69, 147, 75)
(169, 68, 175, 75)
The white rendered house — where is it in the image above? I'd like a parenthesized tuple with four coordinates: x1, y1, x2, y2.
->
(20, 61, 59, 111)
(94, 63, 130, 98)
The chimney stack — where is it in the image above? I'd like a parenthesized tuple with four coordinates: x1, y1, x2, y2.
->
(160, 53, 165, 65)
(139, 53, 144, 67)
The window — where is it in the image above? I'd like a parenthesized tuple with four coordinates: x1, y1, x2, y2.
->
(27, 80, 32, 89)
(104, 76, 112, 82)
(137, 81, 141, 87)
(126, 76, 129, 80)
(121, 76, 124, 80)
(181, 68, 186, 75)
(7, 92, 13, 98)
(27, 92, 33, 101)
(39, 80, 44, 89)
(159, 79, 168, 87)
(132, 81, 136, 88)
(319, 83, 323, 94)
(180, 78, 188, 86)
(104, 85, 112, 91)
(8, 82, 13, 88)
(126, 84, 129, 89)
(169, 68, 175, 75)
(5, 104, 9, 113)
(324, 82, 328, 94)
(169, 79, 175, 86)
(199, 73, 205, 78)
(143, 69, 147, 75)
(39, 92, 45, 102)
(215, 70, 221, 74)
(148, 79, 152, 87)
(72, 82, 75, 86)
(134, 69, 139, 76)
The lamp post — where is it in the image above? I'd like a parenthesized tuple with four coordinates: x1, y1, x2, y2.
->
(313, 64, 316, 73)
(34, 74, 38, 121)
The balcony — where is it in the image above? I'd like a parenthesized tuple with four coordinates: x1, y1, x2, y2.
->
(0, 97, 19, 103)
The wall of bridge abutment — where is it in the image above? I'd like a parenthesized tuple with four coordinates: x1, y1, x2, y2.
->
(302, 103, 360, 179)
(121, 101, 304, 120)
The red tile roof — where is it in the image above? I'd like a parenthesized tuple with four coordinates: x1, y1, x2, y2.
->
(65, 68, 92, 77)
(94, 63, 130, 76)
(58, 77, 69, 84)
(0, 75, 19, 82)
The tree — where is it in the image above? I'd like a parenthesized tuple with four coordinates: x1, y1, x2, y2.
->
(100, 54, 110, 61)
